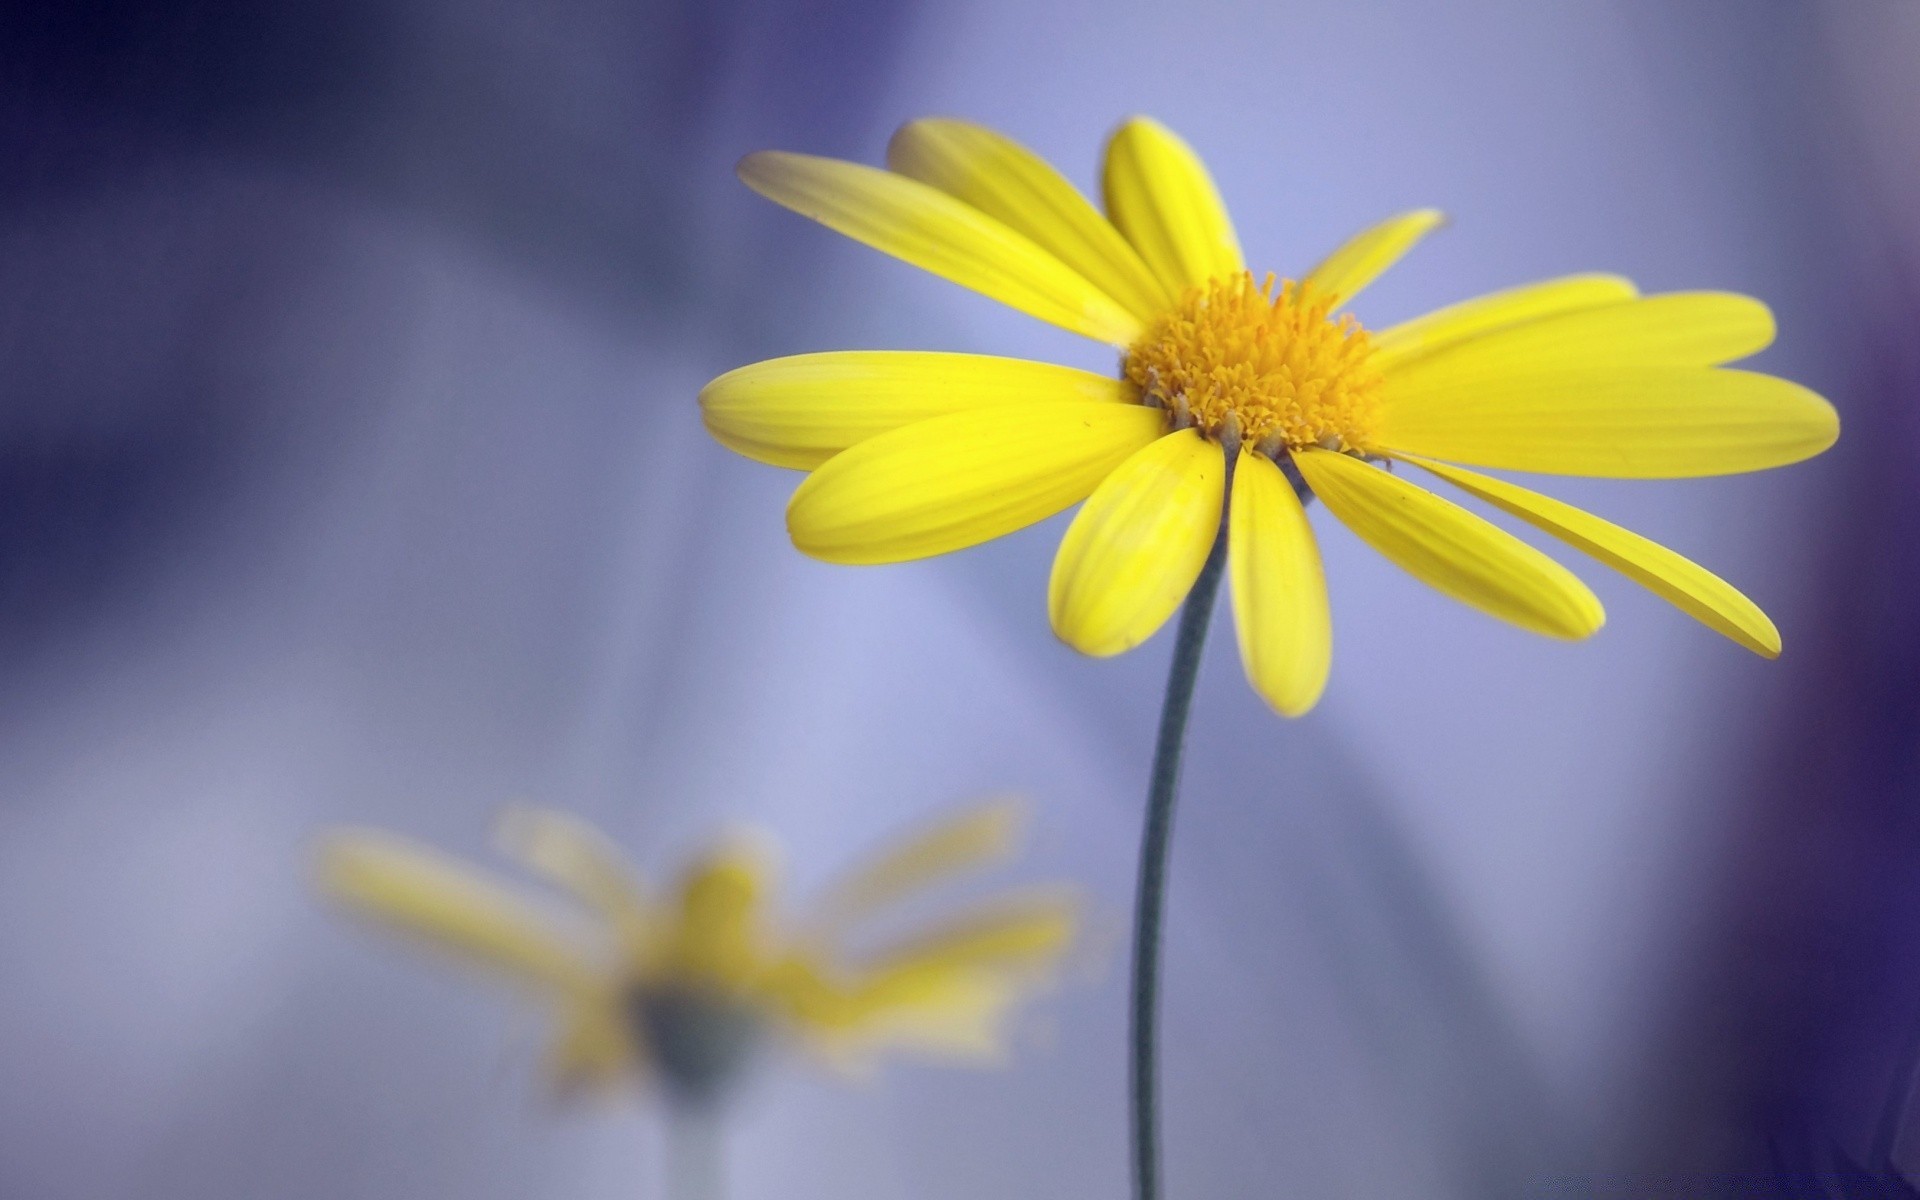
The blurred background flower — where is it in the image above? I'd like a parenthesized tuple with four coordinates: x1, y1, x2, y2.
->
(318, 801, 1078, 1102)
(0, 2, 1916, 1199)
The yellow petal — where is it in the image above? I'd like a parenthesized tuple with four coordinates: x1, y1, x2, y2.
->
(315, 830, 597, 991)
(1293, 449, 1604, 639)
(863, 894, 1078, 978)
(495, 808, 654, 950)
(784, 960, 1021, 1063)
(547, 995, 640, 1094)
(1047, 428, 1225, 657)
(813, 798, 1026, 929)
(700, 352, 1133, 470)
(1302, 209, 1446, 307)
(1385, 292, 1775, 386)
(1374, 366, 1840, 478)
(1399, 455, 1780, 657)
(887, 118, 1172, 322)
(1100, 116, 1243, 293)
(737, 150, 1143, 344)
(1374, 274, 1640, 369)
(1228, 450, 1332, 716)
(779, 895, 1075, 1064)
(787, 402, 1167, 564)
(667, 836, 776, 986)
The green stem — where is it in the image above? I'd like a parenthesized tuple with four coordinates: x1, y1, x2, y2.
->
(1130, 479, 1232, 1200)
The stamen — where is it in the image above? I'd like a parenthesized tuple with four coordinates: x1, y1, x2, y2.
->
(1124, 272, 1383, 456)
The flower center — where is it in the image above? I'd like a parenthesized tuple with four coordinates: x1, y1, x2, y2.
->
(1124, 271, 1383, 456)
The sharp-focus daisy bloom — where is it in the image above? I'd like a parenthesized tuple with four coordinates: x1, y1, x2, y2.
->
(317, 801, 1077, 1105)
(701, 117, 1839, 715)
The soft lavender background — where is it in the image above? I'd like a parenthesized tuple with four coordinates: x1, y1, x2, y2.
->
(1, 2, 1915, 1197)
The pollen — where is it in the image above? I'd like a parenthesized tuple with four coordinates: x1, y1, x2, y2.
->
(1124, 271, 1383, 456)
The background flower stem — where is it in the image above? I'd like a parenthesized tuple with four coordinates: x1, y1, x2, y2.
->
(666, 1099, 725, 1200)
(1131, 465, 1233, 1200)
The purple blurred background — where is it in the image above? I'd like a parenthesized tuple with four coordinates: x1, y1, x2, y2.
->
(1, 1, 1916, 1197)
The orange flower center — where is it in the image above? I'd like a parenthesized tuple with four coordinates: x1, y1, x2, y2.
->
(1124, 271, 1383, 456)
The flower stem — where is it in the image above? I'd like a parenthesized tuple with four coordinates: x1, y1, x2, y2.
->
(666, 1100, 724, 1200)
(1131, 491, 1232, 1200)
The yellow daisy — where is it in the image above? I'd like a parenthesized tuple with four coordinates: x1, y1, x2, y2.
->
(701, 116, 1839, 716)
(316, 801, 1077, 1105)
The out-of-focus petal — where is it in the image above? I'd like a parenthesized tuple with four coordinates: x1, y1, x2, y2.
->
(496, 807, 654, 951)
(316, 830, 598, 991)
(812, 798, 1026, 929)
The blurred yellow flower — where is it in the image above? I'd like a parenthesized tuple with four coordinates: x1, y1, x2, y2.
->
(701, 116, 1839, 716)
(317, 801, 1077, 1104)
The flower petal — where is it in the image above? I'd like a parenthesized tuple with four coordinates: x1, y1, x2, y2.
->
(788, 403, 1167, 564)
(316, 830, 597, 991)
(1100, 116, 1243, 293)
(1303, 209, 1446, 307)
(862, 893, 1078, 978)
(667, 837, 775, 986)
(546, 996, 640, 1093)
(1386, 292, 1775, 385)
(888, 118, 1172, 323)
(700, 352, 1132, 470)
(738, 151, 1143, 344)
(496, 808, 654, 949)
(1229, 450, 1331, 716)
(1399, 455, 1780, 656)
(1048, 428, 1225, 656)
(1374, 366, 1840, 478)
(1293, 449, 1604, 639)
(812, 798, 1026, 930)
(1374, 274, 1640, 369)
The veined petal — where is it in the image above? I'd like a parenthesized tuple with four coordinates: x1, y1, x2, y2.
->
(1229, 450, 1331, 717)
(1293, 449, 1604, 639)
(1375, 366, 1840, 478)
(788, 403, 1166, 564)
(1373, 274, 1639, 368)
(700, 352, 1132, 470)
(812, 799, 1025, 930)
(1385, 292, 1775, 386)
(1399, 455, 1780, 657)
(316, 831, 598, 991)
(496, 808, 654, 950)
(1303, 209, 1446, 307)
(1048, 428, 1225, 656)
(738, 151, 1143, 344)
(1101, 116, 1243, 293)
(888, 118, 1172, 322)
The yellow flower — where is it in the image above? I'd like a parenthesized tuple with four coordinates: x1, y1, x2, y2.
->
(316, 801, 1077, 1104)
(701, 117, 1839, 716)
